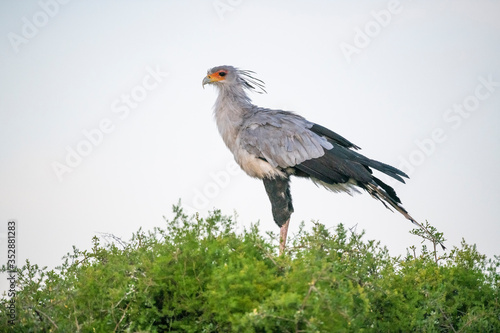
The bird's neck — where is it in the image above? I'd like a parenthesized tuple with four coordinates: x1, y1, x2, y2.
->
(213, 85, 253, 151)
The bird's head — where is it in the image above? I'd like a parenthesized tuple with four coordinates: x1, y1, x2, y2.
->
(202, 65, 266, 94)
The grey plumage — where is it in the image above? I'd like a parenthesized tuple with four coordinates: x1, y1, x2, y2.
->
(203, 65, 444, 251)
(241, 110, 331, 169)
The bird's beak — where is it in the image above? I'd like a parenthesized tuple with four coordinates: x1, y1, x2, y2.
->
(202, 75, 212, 89)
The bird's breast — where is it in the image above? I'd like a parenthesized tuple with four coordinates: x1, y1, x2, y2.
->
(214, 103, 244, 151)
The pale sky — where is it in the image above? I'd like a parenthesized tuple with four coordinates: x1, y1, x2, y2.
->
(1, 0, 499, 292)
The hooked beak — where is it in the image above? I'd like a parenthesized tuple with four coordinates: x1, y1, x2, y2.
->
(202, 76, 212, 88)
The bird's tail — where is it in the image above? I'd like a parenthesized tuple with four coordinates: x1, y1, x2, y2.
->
(364, 177, 446, 250)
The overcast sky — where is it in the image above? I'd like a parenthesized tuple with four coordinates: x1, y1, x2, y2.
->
(1, 0, 499, 292)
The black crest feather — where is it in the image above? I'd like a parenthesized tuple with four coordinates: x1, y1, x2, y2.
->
(238, 69, 267, 94)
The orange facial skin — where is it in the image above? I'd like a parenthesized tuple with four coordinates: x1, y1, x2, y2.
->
(207, 70, 228, 82)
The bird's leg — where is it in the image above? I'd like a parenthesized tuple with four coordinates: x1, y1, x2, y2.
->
(262, 177, 293, 255)
(279, 218, 290, 255)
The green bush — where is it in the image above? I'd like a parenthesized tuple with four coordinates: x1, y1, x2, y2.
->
(1, 205, 499, 332)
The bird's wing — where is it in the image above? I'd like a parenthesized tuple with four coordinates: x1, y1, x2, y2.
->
(240, 109, 333, 169)
(309, 123, 361, 150)
(240, 109, 408, 184)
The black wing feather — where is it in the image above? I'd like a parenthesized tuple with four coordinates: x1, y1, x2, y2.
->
(309, 124, 407, 183)
(310, 123, 361, 150)
(295, 140, 407, 186)
(296, 147, 370, 185)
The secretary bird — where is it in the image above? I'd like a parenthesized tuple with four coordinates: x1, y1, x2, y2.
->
(202, 65, 443, 254)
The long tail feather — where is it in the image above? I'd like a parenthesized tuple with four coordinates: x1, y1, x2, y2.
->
(364, 181, 446, 250)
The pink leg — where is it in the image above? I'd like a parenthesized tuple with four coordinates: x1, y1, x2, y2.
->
(279, 218, 290, 255)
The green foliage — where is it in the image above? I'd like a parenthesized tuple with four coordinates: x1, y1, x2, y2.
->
(1, 205, 499, 332)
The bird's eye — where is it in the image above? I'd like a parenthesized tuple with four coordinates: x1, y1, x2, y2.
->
(219, 72, 226, 77)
